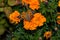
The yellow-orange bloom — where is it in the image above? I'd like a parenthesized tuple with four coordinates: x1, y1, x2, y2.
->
(57, 20, 60, 24)
(22, 0, 40, 10)
(24, 20, 38, 30)
(23, 13, 46, 30)
(57, 16, 60, 19)
(32, 13, 46, 26)
(58, 1, 60, 7)
(57, 15, 60, 24)
(29, 0, 40, 10)
(9, 11, 20, 24)
(44, 31, 52, 39)
(23, 10, 38, 30)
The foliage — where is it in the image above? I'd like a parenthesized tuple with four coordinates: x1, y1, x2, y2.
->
(0, 0, 60, 40)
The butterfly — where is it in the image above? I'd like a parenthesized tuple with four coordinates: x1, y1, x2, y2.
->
(21, 10, 34, 21)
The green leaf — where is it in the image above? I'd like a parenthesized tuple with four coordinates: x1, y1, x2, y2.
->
(8, 0, 16, 6)
(0, 8, 4, 12)
(0, 19, 5, 25)
(0, 26, 5, 35)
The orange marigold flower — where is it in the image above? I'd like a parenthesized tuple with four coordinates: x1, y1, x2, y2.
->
(57, 16, 60, 24)
(57, 16, 60, 19)
(58, 1, 60, 7)
(29, 4, 39, 10)
(9, 11, 20, 24)
(29, 0, 40, 10)
(23, 13, 46, 30)
(57, 20, 60, 24)
(24, 20, 38, 30)
(57, 15, 60, 24)
(31, 13, 46, 26)
(44, 31, 52, 39)
(23, 10, 38, 30)
(22, 0, 40, 10)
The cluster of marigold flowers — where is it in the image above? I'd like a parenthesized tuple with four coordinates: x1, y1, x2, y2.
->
(8, 0, 48, 30)
(8, 0, 60, 30)
(9, 10, 46, 30)
(9, 10, 53, 39)
(8, 0, 60, 39)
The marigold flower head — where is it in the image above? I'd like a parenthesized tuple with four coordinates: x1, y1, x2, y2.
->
(58, 1, 60, 7)
(22, 0, 40, 10)
(24, 20, 38, 30)
(57, 20, 60, 24)
(9, 11, 20, 24)
(29, 0, 40, 10)
(22, 10, 38, 30)
(57, 15, 60, 24)
(23, 13, 46, 30)
(57, 16, 60, 19)
(29, 4, 39, 10)
(31, 13, 46, 26)
(44, 31, 52, 39)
